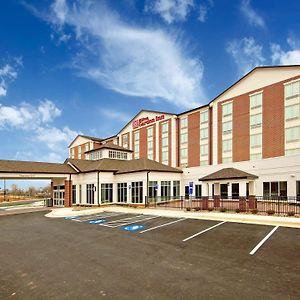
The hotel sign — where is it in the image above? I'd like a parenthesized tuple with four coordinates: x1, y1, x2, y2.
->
(132, 114, 165, 129)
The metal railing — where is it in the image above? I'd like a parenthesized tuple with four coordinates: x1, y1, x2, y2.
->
(145, 196, 300, 217)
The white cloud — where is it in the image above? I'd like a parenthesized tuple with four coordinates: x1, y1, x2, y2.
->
(198, 4, 208, 22)
(36, 126, 78, 151)
(226, 37, 265, 75)
(240, 0, 265, 28)
(271, 37, 300, 65)
(0, 58, 22, 97)
(0, 100, 61, 129)
(147, 0, 194, 24)
(100, 108, 131, 123)
(27, 0, 205, 108)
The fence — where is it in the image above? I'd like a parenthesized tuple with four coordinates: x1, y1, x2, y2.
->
(145, 196, 300, 217)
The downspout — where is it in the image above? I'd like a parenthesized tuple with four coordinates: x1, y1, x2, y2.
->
(97, 171, 100, 206)
(146, 171, 150, 208)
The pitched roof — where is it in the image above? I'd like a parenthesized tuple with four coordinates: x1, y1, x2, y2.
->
(67, 158, 182, 174)
(85, 143, 133, 153)
(0, 159, 76, 174)
(199, 168, 258, 181)
(68, 134, 103, 148)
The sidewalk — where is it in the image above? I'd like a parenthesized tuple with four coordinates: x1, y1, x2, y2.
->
(45, 206, 300, 228)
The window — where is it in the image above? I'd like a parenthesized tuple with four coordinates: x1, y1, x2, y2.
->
(200, 160, 209, 165)
(285, 148, 300, 156)
(195, 184, 202, 198)
(78, 146, 82, 158)
(285, 126, 300, 142)
(263, 182, 287, 199)
(250, 113, 262, 128)
(285, 81, 300, 99)
(161, 181, 171, 200)
(122, 134, 128, 148)
(72, 185, 76, 204)
(90, 150, 103, 160)
(222, 139, 232, 152)
(147, 126, 154, 160)
(250, 153, 262, 160)
(222, 121, 232, 134)
(70, 148, 75, 159)
(285, 104, 300, 120)
(250, 133, 262, 148)
(86, 184, 95, 204)
(108, 150, 128, 160)
(200, 110, 208, 123)
(180, 117, 188, 129)
(117, 183, 127, 203)
(132, 181, 143, 203)
(161, 121, 169, 165)
(134, 131, 140, 159)
(180, 148, 188, 160)
(222, 157, 232, 163)
(173, 181, 180, 198)
(200, 128, 208, 140)
(250, 93, 262, 109)
(200, 144, 208, 155)
(79, 185, 82, 204)
(180, 132, 188, 144)
(231, 183, 239, 199)
(101, 183, 113, 203)
(148, 181, 158, 200)
(222, 102, 232, 117)
(85, 143, 89, 152)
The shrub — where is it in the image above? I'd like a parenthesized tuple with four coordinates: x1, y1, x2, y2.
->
(267, 209, 275, 215)
(194, 207, 201, 212)
(251, 209, 258, 214)
(287, 211, 295, 217)
(208, 207, 214, 212)
(220, 207, 227, 213)
(235, 208, 240, 213)
(186, 207, 191, 212)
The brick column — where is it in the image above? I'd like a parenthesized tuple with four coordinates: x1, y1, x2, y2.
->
(213, 195, 221, 208)
(49, 181, 54, 207)
(248, 195, 257, 209)
(202, 196, 209, 210)
(239, 196, 247, 212)
(64, 180, 72, 207)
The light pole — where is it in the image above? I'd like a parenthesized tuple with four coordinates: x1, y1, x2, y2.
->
(3, 179, 6, 202)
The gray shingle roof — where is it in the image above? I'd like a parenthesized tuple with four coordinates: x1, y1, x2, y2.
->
(199, 168, 258, 181)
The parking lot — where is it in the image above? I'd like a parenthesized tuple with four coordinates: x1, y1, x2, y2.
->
(0, 211, 299, 299)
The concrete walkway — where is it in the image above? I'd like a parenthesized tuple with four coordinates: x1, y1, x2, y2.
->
(45, 206, 300, 228)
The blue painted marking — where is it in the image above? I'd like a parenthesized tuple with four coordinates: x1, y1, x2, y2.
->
(87, 219, 107, 224)
(65, 216, 79, 220)
(121, 224, 145, 232)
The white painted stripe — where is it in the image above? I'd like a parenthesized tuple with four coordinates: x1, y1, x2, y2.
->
(249, 226, 279, 256)
(139, 219, 185, 234)
(74, 212, 123, 222)
(101, 216, 160, 228)
(99, 214, 144, 224)
(182, 221, 227, 242)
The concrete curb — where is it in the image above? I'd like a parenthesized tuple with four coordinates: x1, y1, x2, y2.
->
(45, 206, 300, 228)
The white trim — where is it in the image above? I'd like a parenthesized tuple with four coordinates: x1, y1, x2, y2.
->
(249, 90, 263, 97)
(283, 78, 300, 85)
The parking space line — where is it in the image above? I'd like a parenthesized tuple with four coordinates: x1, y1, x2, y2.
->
(182, 221, 227, 242)
(139, 218, 185, 234)
(72, 212, 123, 222)
(100, 215, 160, 228)
(249, 226, 279, 256)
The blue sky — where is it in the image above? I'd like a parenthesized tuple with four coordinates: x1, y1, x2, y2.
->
(0, 0, 300, 168)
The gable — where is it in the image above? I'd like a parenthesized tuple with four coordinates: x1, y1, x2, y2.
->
(215, 66, 300, 103)
(118, 110, 176, 135)
(69, 136, 91, 148)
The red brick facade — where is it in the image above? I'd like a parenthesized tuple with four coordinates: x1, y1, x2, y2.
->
(188, 112, 200, 167)
(64, 180, 72, 207)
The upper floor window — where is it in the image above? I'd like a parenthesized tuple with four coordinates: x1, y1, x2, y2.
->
(180, 117, 188, 130)
(250, 113, 262, 128)
(122, 134, 128, 148)
(222, 102, 232, 117)
(285, 104, 300, 121)
(285, 81, 300, 99)
(222, 121, 232, 134)
(200, 127, 209, 140)
(250, 93, 262, 109)
(85, 143, 89, 152)
(285, 126, 300, 143)
(200, 110, 209, 123)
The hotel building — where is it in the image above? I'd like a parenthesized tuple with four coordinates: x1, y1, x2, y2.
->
(1, 65, 300, 207)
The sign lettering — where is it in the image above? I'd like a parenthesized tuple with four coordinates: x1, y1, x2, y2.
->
(132, 114, 165, 129)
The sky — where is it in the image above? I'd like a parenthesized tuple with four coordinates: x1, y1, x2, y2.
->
(0, 0, 300, 189)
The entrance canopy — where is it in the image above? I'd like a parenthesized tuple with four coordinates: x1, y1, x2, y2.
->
(0, 159, 75, 179)
(199, 168, 258, 182)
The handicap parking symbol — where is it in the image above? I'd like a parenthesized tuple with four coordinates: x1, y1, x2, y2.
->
(87, 219, 106, 224)
(121, 224, 145, 232)
(64, 216, 79, 220)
